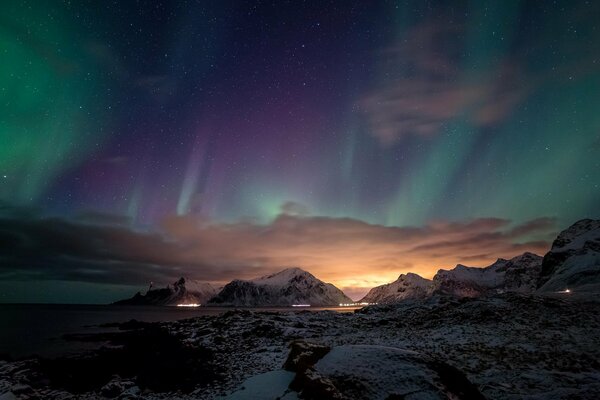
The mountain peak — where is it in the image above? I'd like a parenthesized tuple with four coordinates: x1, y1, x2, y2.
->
(115, 276, 217, 306)
(210, 268, 351, 306)
(520, 251, 540, 258)
(280, 267, 310, 275)
(398, 272, 428, 282)
(551, 219, 600, 251)
(360, 272, 432, 304)
(538, 219, 600, 292)
(174, 277, 186, 286)
(253, 267, 315, 285)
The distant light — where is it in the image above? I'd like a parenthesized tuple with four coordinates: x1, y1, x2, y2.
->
(565, 288, 571, 293)
(177, 303, 200, 307)
(558, 288, 571, 294)
(292, 304, 311, 307)
(339, 302, 378, 307)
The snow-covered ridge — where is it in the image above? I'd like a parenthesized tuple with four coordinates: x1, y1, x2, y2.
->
(209, 267, 352, 307)
(251, 267, 314, 285)
(550, 219, 600, 252)
(114, 219, 600, 306)
(434, 251, 543, 297)
(114, 277, 218, 306)
(360, 273, 432, 304)
(537, 219, 600, 293)
(364, 219, 600, 304)
(361, 252, 544, 303)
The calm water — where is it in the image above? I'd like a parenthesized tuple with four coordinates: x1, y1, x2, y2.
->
(0, 304, 359, 359)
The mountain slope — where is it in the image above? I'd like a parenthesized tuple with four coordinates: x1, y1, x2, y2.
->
(433, 252, 543, 297)
(537, 219, 600, 294)
(361, 252, 543, 304)
(360, 273, 432, 304)
(209, 267, 352, 307)
(114, 277, 217, 306)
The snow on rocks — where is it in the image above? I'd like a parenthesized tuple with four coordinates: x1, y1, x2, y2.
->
(1, 294, 600, 399)
(114, 277, 218, 306)
(222, 370, 297, 400)
(302, 344, 484, 400)
(361, 252, 544, 303)
(208, 268, 352, 307)
(360, 273, 432, 303)
(538, 219, 600, 294)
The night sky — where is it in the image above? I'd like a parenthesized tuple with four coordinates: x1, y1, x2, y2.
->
(1, 1, 599, 303)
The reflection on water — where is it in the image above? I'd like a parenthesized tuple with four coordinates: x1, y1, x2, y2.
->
(0, 304, 360, 359)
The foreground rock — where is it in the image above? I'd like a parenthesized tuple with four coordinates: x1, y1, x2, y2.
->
(289, 343, 484, 400)
(0, 323, 222, 399)
(227, 342, 484, 400)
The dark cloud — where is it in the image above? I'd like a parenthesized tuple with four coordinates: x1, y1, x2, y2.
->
(73, 211, 133, 226)
(0, 205, 557, 299)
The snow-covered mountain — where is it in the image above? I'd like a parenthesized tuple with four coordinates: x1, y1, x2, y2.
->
(208, 267, 352, 307)
(360, 273, 432, 304)
(433, 252, 543, 297)
(537, 219, 600, 294)
(114, 277, 218, 306)
(361, 252, 543, 303)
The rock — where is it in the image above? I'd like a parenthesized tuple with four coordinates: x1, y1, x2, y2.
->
(222, 370, 296, 400)
(283, 341, 331, 373)
(100, 376, 130, 398)
(295, 345, 485, 400)
(9, 384, 32, 396)
(291, 368, 342, 400)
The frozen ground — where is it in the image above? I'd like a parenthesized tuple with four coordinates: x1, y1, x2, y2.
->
(1, 293, 599, 399)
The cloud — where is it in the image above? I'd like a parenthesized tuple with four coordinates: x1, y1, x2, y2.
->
(0, 204, 557, 299)
(361, 4, 600, 147)
(361, 22, 533, 145)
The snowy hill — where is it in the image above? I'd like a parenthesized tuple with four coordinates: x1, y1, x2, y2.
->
(433, 252, 543, 297)
(114, 277, 217, 306)
(363, 218, 600, 304)
(537, 219, 600, 294)
(208, 267, 352, 307)
(362, 252, 543, 303)
(360, 273, 432, 304)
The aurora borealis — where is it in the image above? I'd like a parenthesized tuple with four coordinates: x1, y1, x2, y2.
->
(1, 1, 599, 303)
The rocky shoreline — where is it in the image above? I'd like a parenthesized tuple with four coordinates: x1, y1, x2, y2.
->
(1, 293, 600, 399)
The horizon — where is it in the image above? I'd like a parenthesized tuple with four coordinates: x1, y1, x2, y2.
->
(1, 1, 600, 304)
(0, 225, 574, 304)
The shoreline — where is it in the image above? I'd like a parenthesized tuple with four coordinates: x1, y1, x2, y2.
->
(1, 293, 600, 399)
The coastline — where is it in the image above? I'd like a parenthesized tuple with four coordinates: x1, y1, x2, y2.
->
(1, 293, 600, 399)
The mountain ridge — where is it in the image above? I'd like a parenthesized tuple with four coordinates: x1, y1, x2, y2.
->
(114, 277, 217, 306)
(360, 219, 599, 304)
(208, 267, 352, 307)
(114, 219, 599, 306)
